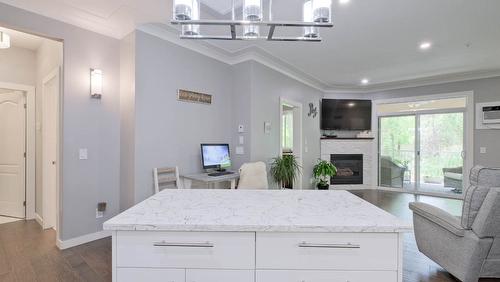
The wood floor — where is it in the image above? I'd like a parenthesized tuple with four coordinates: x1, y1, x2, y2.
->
(0, 190, 498, 282)
(0, 220, 111, 282)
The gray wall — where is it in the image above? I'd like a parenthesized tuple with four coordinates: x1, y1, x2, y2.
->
(369, 76, 500, 167)
(230, 62, 253, 170)
(248, 62, 323, 189)
(132, 30, 234, 202)
(0, 3, 121, 240)
(0, 46, 36, 85)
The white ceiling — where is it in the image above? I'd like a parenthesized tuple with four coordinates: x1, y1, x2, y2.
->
(2, 0, 500, 92)
(0, 26, 44, 50)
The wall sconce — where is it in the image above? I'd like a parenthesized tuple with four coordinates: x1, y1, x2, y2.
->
(0, 32, 11, 49)
(90, 68, 102, 99)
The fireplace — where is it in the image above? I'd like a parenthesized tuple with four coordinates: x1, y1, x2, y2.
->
(330, 154, 363, 185)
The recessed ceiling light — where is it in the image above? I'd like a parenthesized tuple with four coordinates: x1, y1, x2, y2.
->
(361, 78, 370, 85)
(419, 41, 432, 50)
(339, 0, 351, 5)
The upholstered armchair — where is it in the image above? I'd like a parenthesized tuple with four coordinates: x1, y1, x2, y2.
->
(410, 166, 500, 282)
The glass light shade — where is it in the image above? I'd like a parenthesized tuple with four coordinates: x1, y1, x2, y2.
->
(303, 1, 319, 38)
(312, 0, 332, 23)
(243, 0, 262, 21)
(0, 32, 10, 49)
(181, 0, 200, 36)
(243, 25, 259, 38)
(174, 0, 199, 21)
(90, 69, 103, 98)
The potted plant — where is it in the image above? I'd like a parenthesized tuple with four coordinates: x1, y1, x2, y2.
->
(270, 155, 301, 189)
(313, 159, 337, 190)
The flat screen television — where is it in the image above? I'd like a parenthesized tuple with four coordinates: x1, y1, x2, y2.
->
(321, 99, 372, 130)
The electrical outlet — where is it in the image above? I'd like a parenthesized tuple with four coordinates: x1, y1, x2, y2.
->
(96, 209, 104, 218)
(480, 147, 487, 154)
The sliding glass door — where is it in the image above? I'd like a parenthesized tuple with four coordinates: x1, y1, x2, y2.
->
(379, 116, 416, 190)
(419, 113, 464, 193)
(379, 111, 464, 195)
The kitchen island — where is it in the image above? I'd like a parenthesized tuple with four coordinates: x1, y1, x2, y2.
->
(104, 190, 412, 282)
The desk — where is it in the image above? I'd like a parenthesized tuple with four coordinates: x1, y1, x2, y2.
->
(182, 172, 239, 189)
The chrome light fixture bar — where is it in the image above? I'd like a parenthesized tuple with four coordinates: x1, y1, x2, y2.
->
(171, 0, 333, 42)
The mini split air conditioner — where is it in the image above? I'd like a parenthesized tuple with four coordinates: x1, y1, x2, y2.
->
(476, 101, 500, 129)
(482, 105, 500, 124)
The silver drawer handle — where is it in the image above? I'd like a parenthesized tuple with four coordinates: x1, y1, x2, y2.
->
(153, 241, 214, 248)
(298, 242, 360, 249)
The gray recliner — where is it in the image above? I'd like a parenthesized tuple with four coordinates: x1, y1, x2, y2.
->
(410, 166, 500, 282)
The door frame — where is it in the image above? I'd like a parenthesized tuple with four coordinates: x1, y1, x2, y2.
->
(41, 67, 61, 230)
(279, 97, 303, 189)
(0, 81, 36, 219)
(373, 91, 474, 199)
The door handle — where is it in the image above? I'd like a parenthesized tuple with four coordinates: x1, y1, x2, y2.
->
(298, 242, 360, 249)
(153, 241, 214, 248)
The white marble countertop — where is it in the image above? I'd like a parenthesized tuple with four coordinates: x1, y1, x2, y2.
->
(103, 190, 412, 233)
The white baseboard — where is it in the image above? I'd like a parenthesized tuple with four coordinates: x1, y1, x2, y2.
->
(34, 213, 43, 227)
(56, 230, 111, 250)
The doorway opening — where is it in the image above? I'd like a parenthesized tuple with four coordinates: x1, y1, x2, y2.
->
(0, 26, 62, 239)
(376, 93, 473, 197)
(280, 98, 303, 189)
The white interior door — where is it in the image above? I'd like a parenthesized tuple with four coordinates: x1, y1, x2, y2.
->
(0, 91, 26, 218)
(42, 70, 59, 230)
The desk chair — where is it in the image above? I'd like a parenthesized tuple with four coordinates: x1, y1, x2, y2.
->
(238, 162, 269, 189)
(153, 166, 181, 193)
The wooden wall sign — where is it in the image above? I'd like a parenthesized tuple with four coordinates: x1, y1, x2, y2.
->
(177, 89, 212, 105)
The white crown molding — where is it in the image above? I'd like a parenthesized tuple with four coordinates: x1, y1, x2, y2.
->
(137, 23, 329, 91)
(138, 24, 500, 95)
(323, 69, 500, 94)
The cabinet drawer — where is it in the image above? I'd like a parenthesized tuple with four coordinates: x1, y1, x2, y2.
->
(256, 270, 397, 282)
(186, 269, 254, 282)
(256, 233, 398, 270)
(117, 268, 185, 282)
(116, 231, 255, 269)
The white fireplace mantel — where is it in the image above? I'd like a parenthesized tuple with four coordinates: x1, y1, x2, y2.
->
(321, 139, 377, 190)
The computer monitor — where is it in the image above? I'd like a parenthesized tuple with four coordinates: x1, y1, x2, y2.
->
(201, 144, 231, 170)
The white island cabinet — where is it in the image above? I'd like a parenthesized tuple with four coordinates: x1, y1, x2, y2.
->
(104, 190, 411, 282)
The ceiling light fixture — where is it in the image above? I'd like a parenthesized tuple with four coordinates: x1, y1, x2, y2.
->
(0, 32, 11, 49)
(339, 0, 351, 5)
(419, 41, 432, 50)
(361, 78, 370, 85)
(171, 0, 334, 42)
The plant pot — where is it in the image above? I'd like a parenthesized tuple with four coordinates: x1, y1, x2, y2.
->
(317, 183, 330, 190)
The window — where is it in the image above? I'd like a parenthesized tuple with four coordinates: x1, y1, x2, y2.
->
(282, 110, 293, 153)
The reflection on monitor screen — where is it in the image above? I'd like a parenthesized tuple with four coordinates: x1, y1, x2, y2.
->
(201, 144, 231, 169)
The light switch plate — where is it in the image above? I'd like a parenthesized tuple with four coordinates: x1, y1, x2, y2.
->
(79, 148, 88, 160)
(96, 209, 104, 218)
(264, 122, 271, 134)
(236, 146, 245, 155)
(480, 147, 487, 154)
